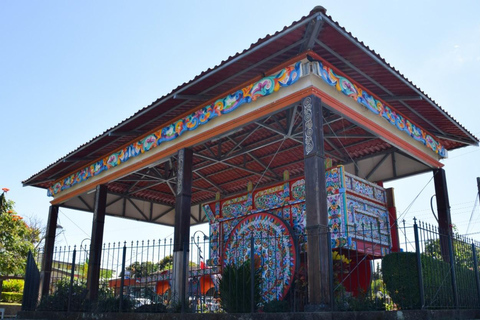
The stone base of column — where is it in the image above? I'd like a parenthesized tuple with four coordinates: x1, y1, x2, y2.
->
(172, 250, 188, 308)
(306, 225, 332, 308)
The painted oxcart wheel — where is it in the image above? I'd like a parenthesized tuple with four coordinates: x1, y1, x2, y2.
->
(223, 213, 297, 301)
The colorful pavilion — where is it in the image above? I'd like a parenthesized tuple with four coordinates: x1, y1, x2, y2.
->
(23, 6, 479, 308)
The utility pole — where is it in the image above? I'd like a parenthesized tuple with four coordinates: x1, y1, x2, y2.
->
(477, 177, 480, 200)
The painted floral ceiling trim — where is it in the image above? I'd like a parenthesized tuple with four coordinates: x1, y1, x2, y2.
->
(313, 61, 447, 158)
(47, 62, 303, 197)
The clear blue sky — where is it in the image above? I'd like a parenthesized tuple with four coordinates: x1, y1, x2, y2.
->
(1, 0, 479, 248)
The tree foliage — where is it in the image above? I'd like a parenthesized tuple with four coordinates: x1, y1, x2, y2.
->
(126, 255, 198, 278)
(0, 189, 40, 275)
(424, 231, 480, 269)
(126, 261, 158, 278)
(157, 255, 173, 271)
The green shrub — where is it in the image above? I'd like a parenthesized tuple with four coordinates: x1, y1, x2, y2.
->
(2, 279, 24, 293)
(1, 292, 23, 303)
(37, 279, 88, 311)
(93, 296, 135, 313)
(263, 299, 289, 312)
(219, 260, 261, 313)
(382, 252, 421, 309)
(382, 252, 479, 309)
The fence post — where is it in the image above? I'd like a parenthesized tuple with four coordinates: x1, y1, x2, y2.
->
(472, 243, 480, 305)
(22, 251, 40, 311)
(119, 242, 127, 312)
(327, 228, 334, 310)
(447, 234, 459, 308)
(413, 218, 425, 309)
(181, 240, 188, 313)
(67, 248, 77, 312)
(250, 236, 255, 313)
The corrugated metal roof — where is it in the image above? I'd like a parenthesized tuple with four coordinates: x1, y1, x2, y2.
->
(23, 6, 478, 208)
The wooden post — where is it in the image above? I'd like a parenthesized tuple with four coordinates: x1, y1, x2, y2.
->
(172, 148, 193, 310)
(302, 95, 331, 309)
(40, 205, 59, 298)
(86, 184, 107, 301)
(433, 168, 453, 262)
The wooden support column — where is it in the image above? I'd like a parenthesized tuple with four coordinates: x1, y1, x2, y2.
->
(302, 95, 331, 308)
(172, 148, 193, 309)
(86, 184, 107, 301)
(433, 168, 453, 262)
(40, 205, 59, 298)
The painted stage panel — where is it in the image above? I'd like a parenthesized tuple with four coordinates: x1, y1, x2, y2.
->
(203, 165, 393, 300)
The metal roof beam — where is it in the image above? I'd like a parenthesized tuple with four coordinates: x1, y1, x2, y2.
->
(223, 120, 270, 158)
(365, 152, 391, 180)
(224, 135, 281, 181)
(247, 152, 282, 181)
(324, 138, 347, 160)
(193, 153, 277, 179)
(254, 121, 302, 144)
(78, 195, 93, 211)
(166, 181, 175, 195)
(116, 178, 159, 182)
(287, 105, 298, 136)
(392, 152, 397, 178)
(152, 207, 175, 222)
(272, 114, 287, 134)
(324, 134, 374, 139)
(299, 15, 324, 53)
(62, 157, 96, 162)
(380, 95, 423, 102)
(190, 214, 199, 223)
(341, 138, 378, 150)
(126, 181, 167, 196)
(107, 191, 174, 209)
(173, 94, 214, 101)
(108, 130, 144, 137)
(434, 133, 478, 145)
(127, 198, 149, 220)
(194, 171, 223, 194)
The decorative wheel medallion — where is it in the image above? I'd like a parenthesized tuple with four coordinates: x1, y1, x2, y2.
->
(223, 213, 297, 301)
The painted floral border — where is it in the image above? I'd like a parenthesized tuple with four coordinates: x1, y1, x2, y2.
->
(48, 62, 303, 196)
(313, 61, 447, 158)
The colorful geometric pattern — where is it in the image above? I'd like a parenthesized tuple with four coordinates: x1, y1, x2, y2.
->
(326, 166, 342, 196)
(47, 62, 303, 197)
(290, 179, 305, 202)
(253, 185, 286, 211)
(345, 173, 386, 205)
(223, 213, 296, 302)
(222, 195, 250, 219)
(314, 61, 447, 158)
(208, 222, 220, 266)
(346, 195, 390, 245)
(203, 204, 215, 222)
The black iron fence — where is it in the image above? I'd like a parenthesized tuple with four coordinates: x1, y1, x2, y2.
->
(31, 218, 480, 313)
